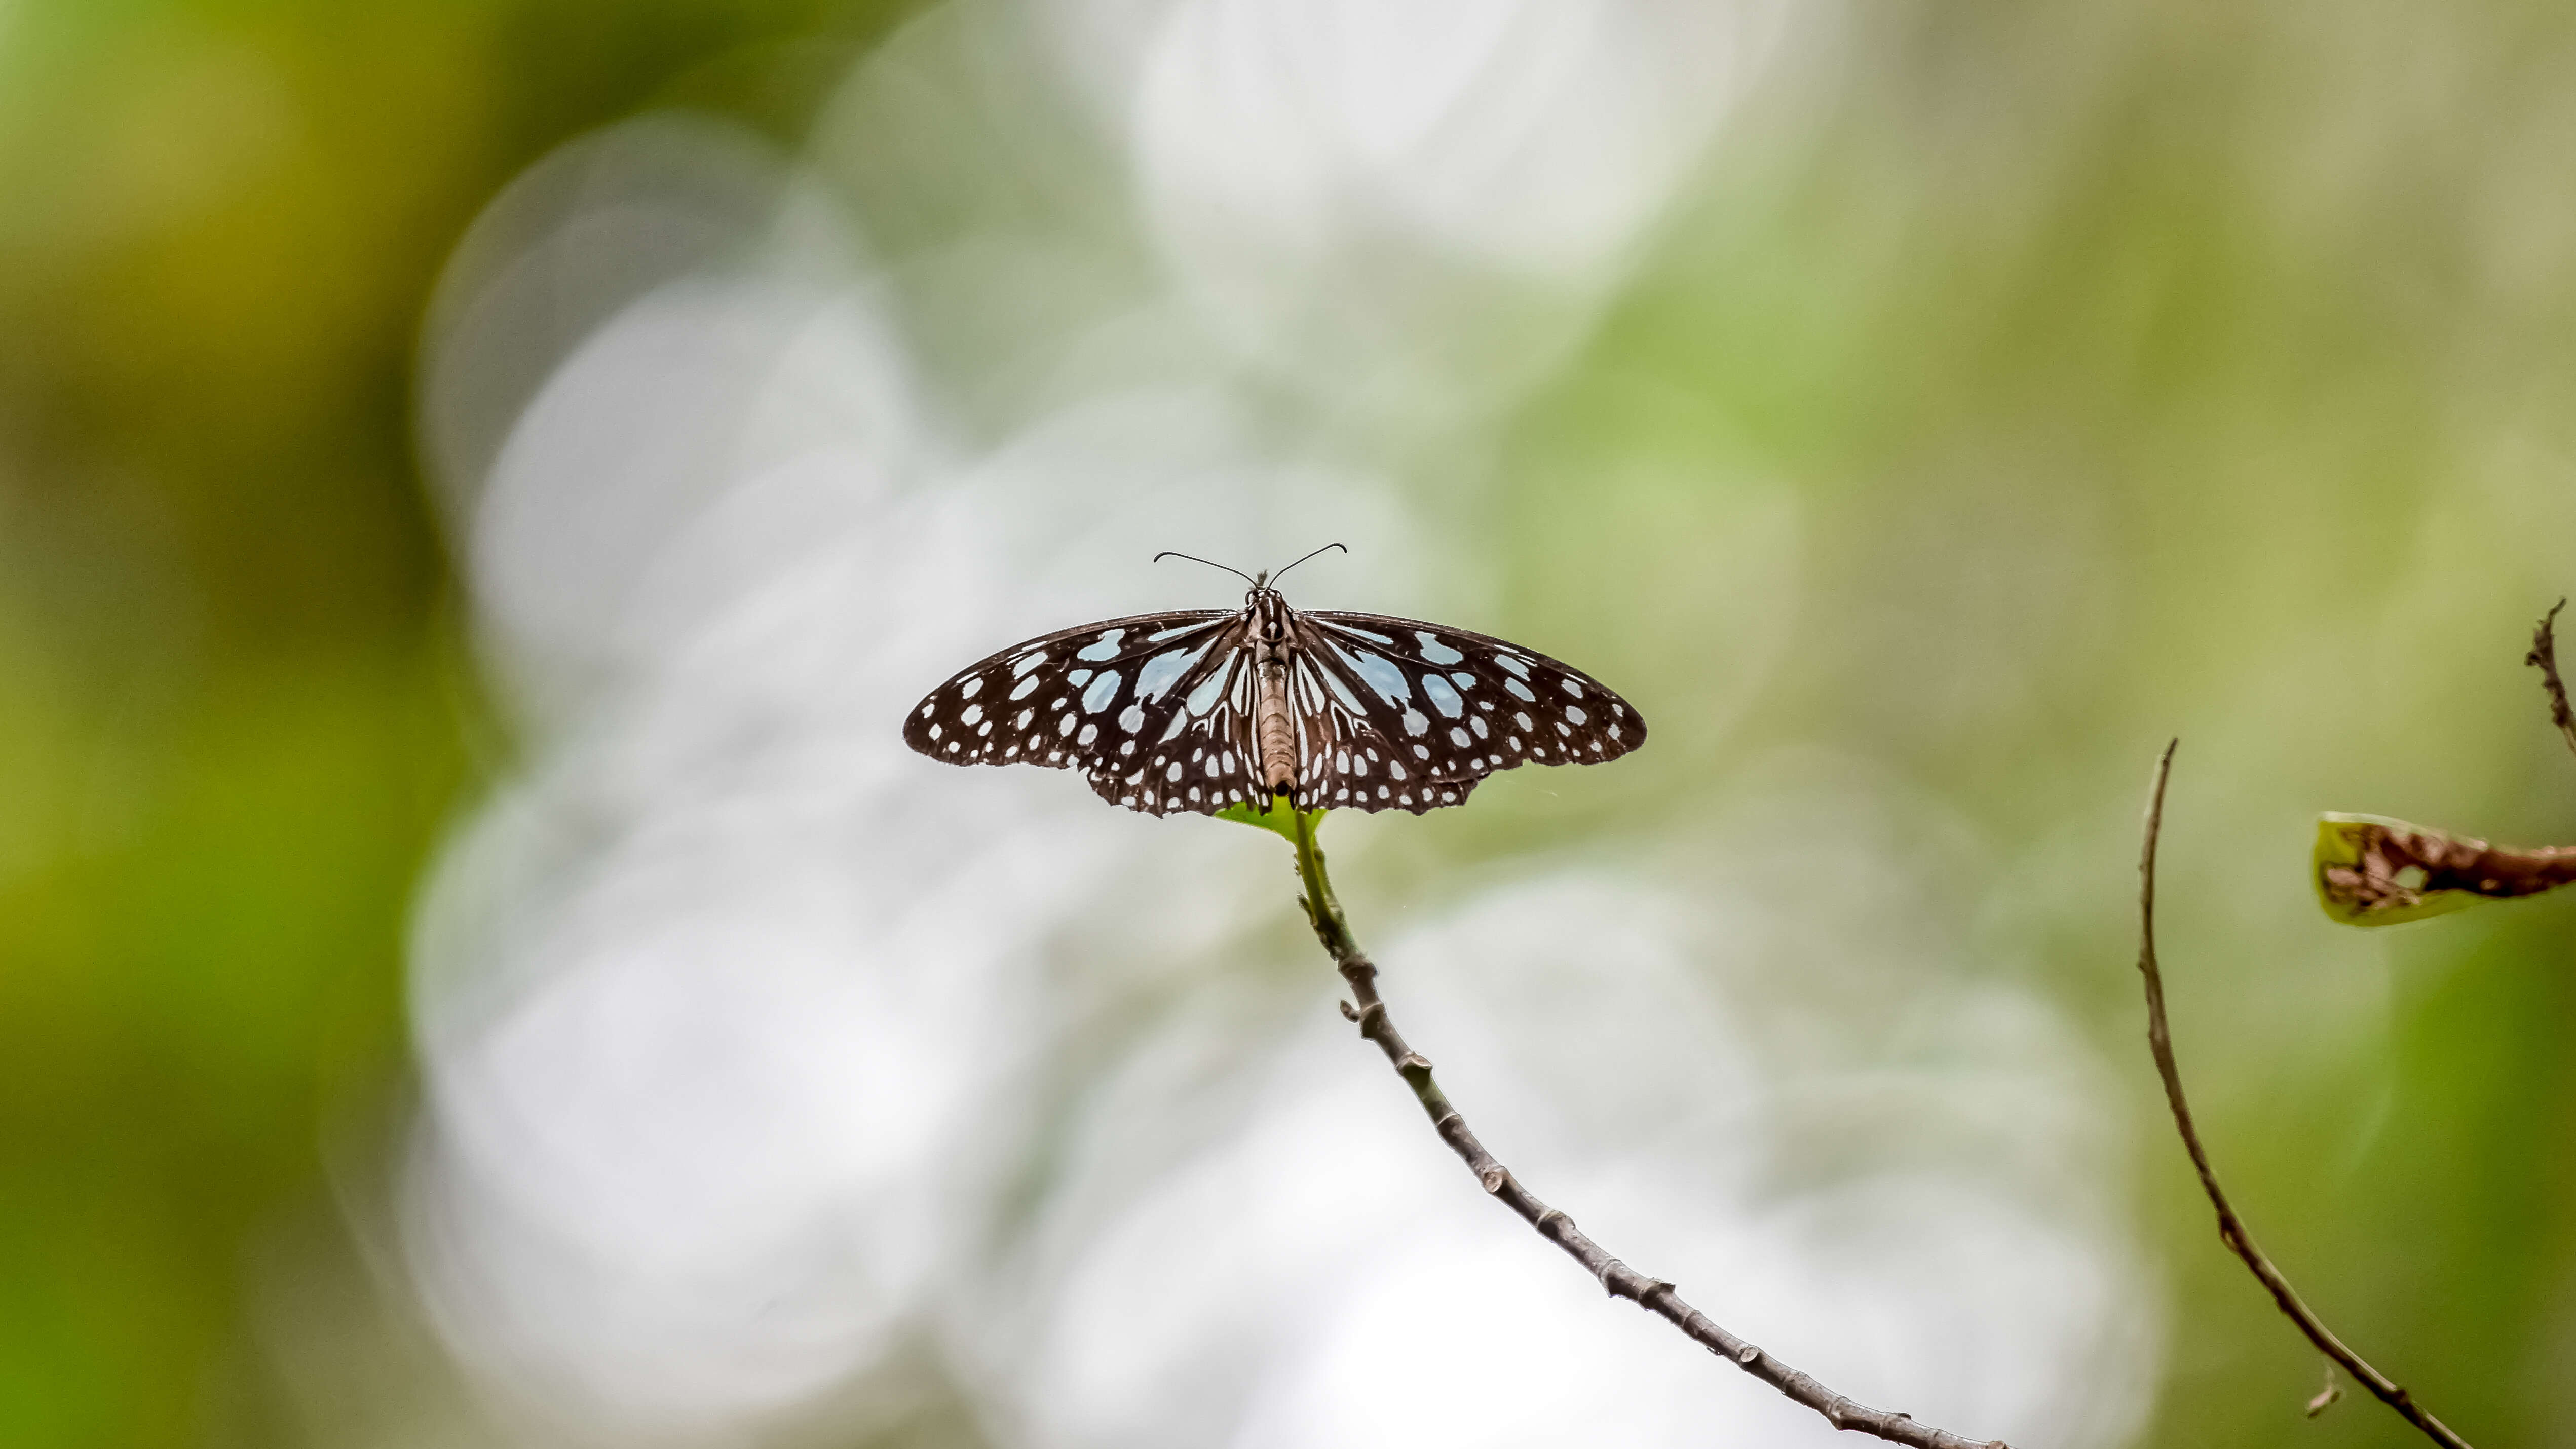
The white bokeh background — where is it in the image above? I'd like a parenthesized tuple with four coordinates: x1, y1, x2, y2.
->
(391, 2, 2161, 1445)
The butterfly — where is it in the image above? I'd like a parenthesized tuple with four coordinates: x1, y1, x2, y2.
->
(902, 546, 1647, 817)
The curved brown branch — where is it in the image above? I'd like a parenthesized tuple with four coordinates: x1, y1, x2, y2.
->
(2135, 740, 2472, 1449)
(2315, 813, 2576, 924)
(2527, 599, 2576, 762)
(1283, 807, 2008, 1449)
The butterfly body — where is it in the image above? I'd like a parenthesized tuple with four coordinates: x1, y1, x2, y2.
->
(904, 573, 1644, 817)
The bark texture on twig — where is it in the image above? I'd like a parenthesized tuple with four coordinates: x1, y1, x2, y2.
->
(2135, 741, 2473, 1449)
(2527, 599, 2576, 762)
(1283, 807, 2007, 1449)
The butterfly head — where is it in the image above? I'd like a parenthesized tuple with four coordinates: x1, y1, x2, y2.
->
(1247, 574, 1293, 642)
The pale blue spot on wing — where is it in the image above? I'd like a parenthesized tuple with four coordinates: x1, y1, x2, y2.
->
(1495, 654, 1532, 679)
(1076, 628, 1127, 662)
(1421, 674, 1464, 719)
(1185, 668, 1228, 717)
(1012, 652, 1048, 678)
(1504, 676, 1536, 702)
(1402, 708, 1428, 737)
(1068, 669, 1093, 687)
(1325, 621, 1394, 645)
(1317, 664, 1366, 714)
(1082, 671, 1121, 713)
(1334, 645, 1412, 706)
(1414, 632, 1464, 665)
(1135, 642, 1213, 702)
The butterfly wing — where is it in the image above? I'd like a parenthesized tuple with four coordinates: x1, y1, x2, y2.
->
(1284, 609, 1645, 814)
(908, 603, 1647, 819)
(904, 609, 1272, 816)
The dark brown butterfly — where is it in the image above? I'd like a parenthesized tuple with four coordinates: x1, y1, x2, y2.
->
(903, 547, 1646, 816)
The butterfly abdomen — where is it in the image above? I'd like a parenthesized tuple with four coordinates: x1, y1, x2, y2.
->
(1254, 639, 1297, 795)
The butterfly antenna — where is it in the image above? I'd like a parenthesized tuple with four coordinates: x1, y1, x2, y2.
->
(1151, 551, 1258, 585)
(1269, 542, 1348, 584)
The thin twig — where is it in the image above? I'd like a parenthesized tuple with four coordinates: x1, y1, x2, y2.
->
(2134, 740, 2472, 1449)
(2527, 600, 2576, 762)
(1282, 807, 2007, 1449)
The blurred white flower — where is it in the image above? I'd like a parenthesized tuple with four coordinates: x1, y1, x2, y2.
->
(974, 874, 2152, 1449)
(388, 11, 2150, 1448)
(1054, 0, 1787, 412)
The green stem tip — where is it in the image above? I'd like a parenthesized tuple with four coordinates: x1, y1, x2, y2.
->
(1216, 795, 1349, 958)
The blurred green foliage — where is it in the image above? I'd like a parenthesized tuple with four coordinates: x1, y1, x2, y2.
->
(0, 3, 922, 1444)
(9, 1, 2576, 1447)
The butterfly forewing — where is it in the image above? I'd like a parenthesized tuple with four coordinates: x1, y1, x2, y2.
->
(905, 595, 1645, 818)
(903, 609, 1274, 816)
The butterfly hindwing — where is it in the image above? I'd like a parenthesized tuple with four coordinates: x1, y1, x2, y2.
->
(1075, 635, 1271, 817)
(1285, 611, 1645, 814)
(904, 610, 1274, 816)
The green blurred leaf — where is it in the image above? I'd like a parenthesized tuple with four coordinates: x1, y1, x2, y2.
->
(1215, 795, 1327, 842)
